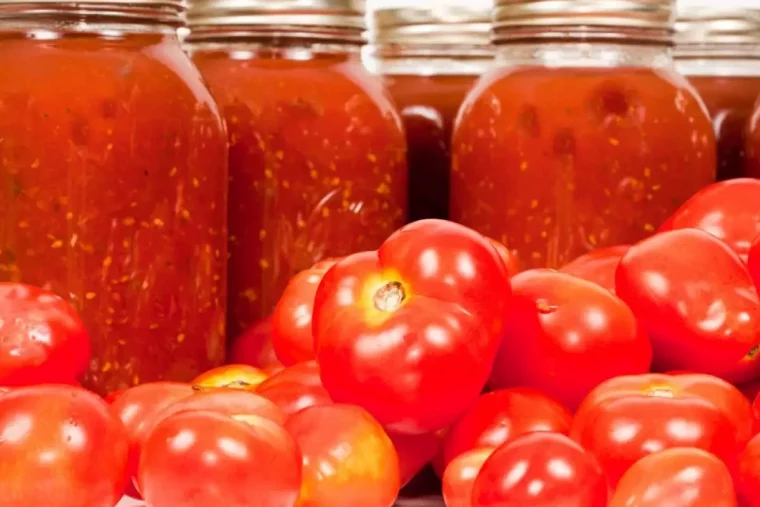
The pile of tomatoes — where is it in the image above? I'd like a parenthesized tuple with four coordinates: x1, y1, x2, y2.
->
(4, 179, 760, 506)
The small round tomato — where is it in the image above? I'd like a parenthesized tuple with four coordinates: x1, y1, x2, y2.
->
(285, 404, 400, 507)
(611, 448, 736, 507)
(559, 245, 630, 293)
(490, 270, 651, 410)
(192, 364, 269, 391)
(660, 178, 760, 261)
(486, 237, 520, 277)
(616, 229, 760, 381)
(313, 220, 511, 434)
(471, 432, 607, 507)
(0, 385, 129, 507)
(739, 433, 760, 506)
(272, 259, 336, 365)
(139, 411, 301, 507)
(0, 283, 91, 386)
(255, 360, 332, 418)
(229, 316, 280, 369)
(442, 447, 494, 507)
(442, 388, 572, 470)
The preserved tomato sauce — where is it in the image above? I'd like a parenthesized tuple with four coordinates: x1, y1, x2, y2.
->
(190, 47, 407, 337)
(744, 92, 760, 178)
(0, 28, 228, 393)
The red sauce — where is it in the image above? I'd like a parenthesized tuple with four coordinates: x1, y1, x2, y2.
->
(383, 74, 478, 221)
(743, 91, 760, 178)
(687, 76, 760, 180)
(191, 48, 407, 337)
(0, 32, 228, 394)
(452, 66, 716, 269)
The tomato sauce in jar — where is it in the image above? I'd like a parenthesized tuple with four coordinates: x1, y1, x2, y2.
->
(676, 5, 760, 180)
(368, 6, 493, 221)
(0, 1, 228, 393)
(452, 0, 716, 269)
(187, 1, 408, 338)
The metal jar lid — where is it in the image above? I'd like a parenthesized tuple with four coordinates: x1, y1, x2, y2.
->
(676, 2, 760, 46)
(493, 0, 676, 42)
(187, 0, 365, 32)
(0, 0, 185, 24)
(369, 5, 493, 46)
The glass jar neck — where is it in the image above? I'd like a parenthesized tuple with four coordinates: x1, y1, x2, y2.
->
(675, 44, 760, 77)
(494, 41, 673, 69)
(186, 39, 363, 64)
(367, 43, 494, 76)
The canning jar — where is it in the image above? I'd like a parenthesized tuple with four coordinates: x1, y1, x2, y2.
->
(676, 3, 760, 180)
(367, 6, 493, 221)
(186, 0, 407, 338)
(0, 0, 229, 393)
(451, 0, 717, 270)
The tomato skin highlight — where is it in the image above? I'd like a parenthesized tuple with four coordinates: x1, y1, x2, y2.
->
(611, 448, 737, 507)
(442, 447, 494, 507)
(559, 245, 630, 293)
(255, 360, 333, 418)
(616, 228, 760, 381)
(0, 384, 130, 507)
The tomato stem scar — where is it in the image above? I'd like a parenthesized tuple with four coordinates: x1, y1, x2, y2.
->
(373, 281, 406, 312)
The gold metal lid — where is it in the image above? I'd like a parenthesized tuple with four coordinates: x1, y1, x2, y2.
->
(676, 3, 760, 46)
(0, 0, 185, 24)
(370, 5, 493, 45)
(187, 0, 365, 31)
(493, 0, 675, 42)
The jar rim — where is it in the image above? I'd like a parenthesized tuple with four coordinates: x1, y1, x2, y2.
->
(369, 5, 492, 45)
(675, 4, 760, 46)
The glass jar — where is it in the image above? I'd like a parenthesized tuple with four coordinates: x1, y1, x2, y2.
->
(675, 3, 760, 180)
(367, 5, 494, 221)
(451, 0, 716, 269)
(0, 0, 229, 393)
(186, 0, 408, 339)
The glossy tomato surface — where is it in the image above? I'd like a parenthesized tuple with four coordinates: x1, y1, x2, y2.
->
(486, 237, 520, 277)
(285, 404, 400, 507)
(749, 234, 760, 291)
(559, 245, 630, 293)
(0, 283, 91, 386)
(255, 360, 332, 418)
(471, 432, 608, 507)
(271, 259, 336, 365)
(740, 432, 760, 506)
(0, 385, 129, 507)
(313, 220, 511, 434)
(616, 229, 760, 381)
(442, 388, 572, 469)
(610, 448, 736, 507)
(570, 373, 749, 486)
(490, 270, 651, 410)
(139, 411, 301, 507)
(661, 178, 760, 261)
(192, 364, 269, 391)
(442, 447, 494, 507)
(389, 431, 442, 487)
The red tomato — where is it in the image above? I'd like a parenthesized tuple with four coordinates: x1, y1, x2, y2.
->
(611, 448, 736, 507)
(442, 388, 572, 469)
(616, 229, 760, 381)
(0, 385, 129, 506)
(285, 404, 400, 507)
(749, 234, 760, 290)
(255, 360, 333, 418)
(471, 432, 608, 507)
(0, 283, 91, 386)
(486, 237, 520, 277)
(228, 316, 280, 369)
(272, 259, 336, 365)
(490, 270, 651, 410)
(442, 447, 494, 507)
(192, 364, 269, 391)
(660, 178, 760, 261)
(109, 381, 194, 496)
(571, 373, 750, 487)
(739, 432, 760, 506)
(313, 220, 511, 434)
(139, 411, 301, 507)
(389, 431, 442, 487)
(559, 245, 630, 293)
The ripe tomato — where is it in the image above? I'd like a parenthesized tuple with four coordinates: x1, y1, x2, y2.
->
(0, 385, 129, 507)
(442, 388, 572, 469)
(611, 448, 736, 507)
(139, 411, 301, 507)
(486, 237, 520, 277)
(285, 404, 400, 507)
(255, 360, 332, 418)
(739, 433, 760, 506)
(109, 381, 194, 496)
(228, 316, 280, 369)
(616, 229, 760, 381)
(559, 245, 630, 293)
(388, 431, 442, 487)
(313, 220, 511, 434)
(571, 373, 749, 487)
(490, 270, 651, 410)
(660, 178, 760, 261)
(442, 447, 494, 507)
(192, 364, 269, 391)
(749, 234, 760, 289)
(0, 283, 91, 386)
(471, 432, 608, 507)
(272, 259, 336, 365)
